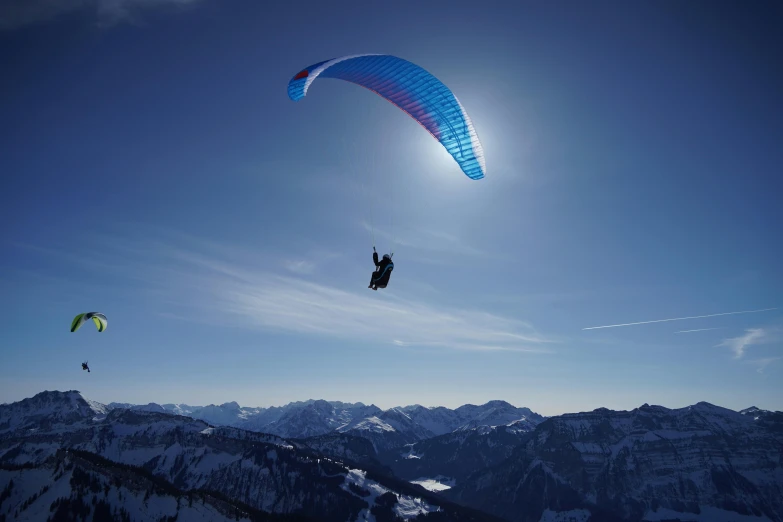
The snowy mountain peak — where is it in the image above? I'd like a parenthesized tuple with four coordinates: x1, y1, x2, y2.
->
(15, 390, 103, 413)
(453, 400, 544, 431)
(137, 402, 167, 413)
(481, 400, 515, 408)
(327, 400, 370, 409)
(0, 389, 107, 435)
(682, 401, 751, 430)
(739, 405, 771, 417)
(692, 400, 721, 409)
(739, 406, 779, 424)
(309, 399, 335, 412)
(687, 401, 747, 418)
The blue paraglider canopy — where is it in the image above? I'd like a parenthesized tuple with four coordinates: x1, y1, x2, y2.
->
(287, 54, 486, 181)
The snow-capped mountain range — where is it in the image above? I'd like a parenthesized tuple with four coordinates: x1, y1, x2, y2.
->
(102, 396, 544, 452)
(1, 391, 781, 522)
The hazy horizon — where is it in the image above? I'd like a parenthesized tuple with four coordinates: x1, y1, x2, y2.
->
(2, 387, 777, 419)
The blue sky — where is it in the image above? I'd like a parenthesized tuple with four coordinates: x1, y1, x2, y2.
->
(1, 0, 781, 415)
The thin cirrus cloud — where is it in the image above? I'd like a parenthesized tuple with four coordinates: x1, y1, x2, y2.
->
(25, 231, 553, 353)
(219, 275, 553, 352)
(716, 328, 767, 359)
(0, 0, 202, 30)
(283, 260, 316, 275)
(748, 357, 781, 374)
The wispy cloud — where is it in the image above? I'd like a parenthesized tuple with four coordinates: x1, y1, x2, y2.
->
(0, 0, 201, 31)
(716, 328, 766, 359)
(283, 260, 316, 275)
(747, 357, 781, 374)
(283, 249, 345, 275)
(219, 275, 553, 352)
(583, 308, 777, 331)
(20, 230, 553, 353)
(674, 328, 723, 334)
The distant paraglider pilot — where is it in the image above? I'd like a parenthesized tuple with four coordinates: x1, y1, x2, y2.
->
(369, 247, 393, 291)
(82, 361, 90, 373)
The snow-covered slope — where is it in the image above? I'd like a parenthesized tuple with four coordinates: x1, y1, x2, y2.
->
(377, 409, 436, 440)
(342, 416, 419, 454)
(448, 402, 783, 522)
(0, 449, 274, 522)
(341, 468, 439, 521)
(341, 408, 440, 453)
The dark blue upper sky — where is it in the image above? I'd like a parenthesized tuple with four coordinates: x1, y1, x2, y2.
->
(1, 0, 781, 414)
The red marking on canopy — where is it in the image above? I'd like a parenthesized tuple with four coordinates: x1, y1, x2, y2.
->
(293, 69, 309, 80)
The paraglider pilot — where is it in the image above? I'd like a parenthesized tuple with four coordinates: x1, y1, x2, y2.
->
(82, 361, 90, 373)
(369, 247, 393, 291)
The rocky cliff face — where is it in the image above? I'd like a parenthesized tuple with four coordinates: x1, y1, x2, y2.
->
(448, 402, 783, 522)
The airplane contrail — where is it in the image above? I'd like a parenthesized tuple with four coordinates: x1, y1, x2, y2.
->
(583, 307, 777, 331)
(674, 328, 722, 334)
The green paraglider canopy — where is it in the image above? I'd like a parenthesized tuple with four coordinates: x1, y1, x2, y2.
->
(71, 312, 107, 333)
